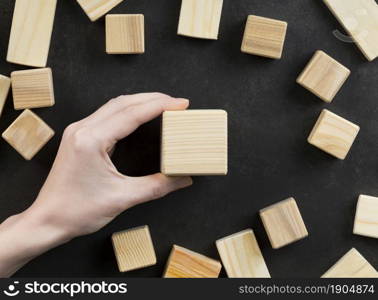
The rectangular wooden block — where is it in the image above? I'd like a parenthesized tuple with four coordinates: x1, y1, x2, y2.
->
(353, 195, 378, 239)
(308, 109, 360, 160)
(241, 15, 287, 59)
(0, 75, 11, 117)
(163, 245, 222, 278)
(11, 68, 55, 110)
(178, 0, 223, 40)
(161, 110, 228, 176)
(2, 109, 54, 160)
(112, 225, 156, 273)
(7, 0, 57, 67)
(77, 0, 124, 22)
(260, 198, 308, 249)
(216, 229, 270, 278)
(106, 14, 145, 54)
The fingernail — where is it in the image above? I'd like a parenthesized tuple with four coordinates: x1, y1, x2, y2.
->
(177, 98, 190, 104)
(175, 176, 193, 188)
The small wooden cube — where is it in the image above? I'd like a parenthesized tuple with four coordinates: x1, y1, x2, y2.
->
(260, 198, 308, 249)
(2, 109, 54, 160)
(178, 0, 223, 40)
(241, 15, 287, 59)
(112, 225, 156, 272)
(216, 229, 270, 278)
(308, 109, 360, 160)
(77, 0, 124, 22)
(0, 75, 11, 117)
(11, 68, 55, 110)
(353, 195, 378, 239)
(161, 110, 228, 176)
(297, 50, 350, 102)
(106, 14, 145, 54)
(163, 245, 222, 278)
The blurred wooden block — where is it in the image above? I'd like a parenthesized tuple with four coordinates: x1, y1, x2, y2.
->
(106, 14, 145, 54)
(77, 0, 124, 21)
(7, 0, 57, 67)
(112, 225, 156, 272)
(241, 15, 287, 59)
(260, 198, 308, 249)
(216, 229, 270, 278)
(323, 0, 378, 61)
(161, 110, 228, 176)
(2, 109, 54, 160)
(11, 68, 55, 110)
(308, 109, 360, 160)
(178, 0, 223, 40)
(353, 195, 378, 239)
(0, 75, 11, 117)
(297, 51, 350, 102)
(322, 248, 378, 278)
(163, 245, 222, 278)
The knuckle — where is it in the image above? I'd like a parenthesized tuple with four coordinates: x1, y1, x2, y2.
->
(66, 126, 99, 154)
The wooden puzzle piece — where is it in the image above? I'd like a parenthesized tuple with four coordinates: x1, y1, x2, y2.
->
(216, 229, 270, 278)
(7, 0, 57, 67)
(112, 225, 156, 272)
(0, 75, 11, 117)
(353, 195, 378, 239)
(77, 0, 124, 22)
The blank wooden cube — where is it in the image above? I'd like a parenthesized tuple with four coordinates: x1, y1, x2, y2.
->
(0, 75, 11, 117)
(77, 0, 124, 22)
(178, 0, 223, 40)
(297, 51, 350, 102)
(163, 245, 222, 278)
(241, 15, 287, 59)
(353, 195, 378, 239)
(11, 68, 55, 110)
(216, 229, 270, 278)
(308, 109, 360, 160)
(2, 109, 54, 160)
(260, 198, 308, 249)
(106, 14, 145, 54)
(112, 225, 156, 272)
(161, 110, 227, 176)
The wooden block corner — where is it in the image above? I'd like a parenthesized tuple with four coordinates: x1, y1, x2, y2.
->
(0, 75, 11, 117)
(77, 0, 125, 22)
(353, 195, 378, 239)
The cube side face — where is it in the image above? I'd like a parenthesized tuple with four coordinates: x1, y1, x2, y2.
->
(77, 0, 124, 22)
(0, 75, 11, 116)
(353, 195, 378, 239)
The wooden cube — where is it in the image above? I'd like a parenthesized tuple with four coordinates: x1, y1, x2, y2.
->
(308, 109, 360, 160)
(106, 14, 145, 54)
(0, 75, 11, 117)
(216, 229, 270, 278)
(353, 195, 378, 239)
(241, 15, 287, 59)
(297, 51, 350, 102)
(260, 198, 308, 249)
(178, 0, 223, 40)
(161, 110, 228, 176)
(77, 0, 124, 22)
(163, 245, 222, 278)
(112, 225, 156, 272)
(2, 109, 54, 160)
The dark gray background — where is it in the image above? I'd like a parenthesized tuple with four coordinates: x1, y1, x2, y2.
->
(0, 0, 377, 278)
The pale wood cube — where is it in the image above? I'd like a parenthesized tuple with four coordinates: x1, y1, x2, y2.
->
(163, 245, 222, 278)
(77, 0, 124, 22)
(308, 109, 360, 160)
(353, 195, 378, 239)
(2, 109, 54, 160)
(0, 75, 11, 117)
(112, 225, 156, 272)
(161, 110, 228, 176)
(260, 198, 308, 249)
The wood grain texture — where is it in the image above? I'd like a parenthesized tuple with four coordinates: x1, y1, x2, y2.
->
(178, 0, 223, 40)
(161, 110, 227, 176)
(163, 245, 222, 278)
(297, 50, 350, 102)
(112, 225, 156, 272)
(260, 198, 308, 249)
(0, 75, 11, 117)
(241, 15, 287, 59)
(2, 109, 54, 160)
(308, 109, 360, 160)
(216, 229, 270, 278)
(322, 248, 378, 278)
(353, 195, 378, 239)
(106, 14, 145, 54)
(323, 0, 378, 61)
(11, 68, 55, 110)
(77, 0, 124, 22)
(7, 0, 57, 67)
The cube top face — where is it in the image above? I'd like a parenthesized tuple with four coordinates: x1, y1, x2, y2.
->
(106, 14, 145, 54)
(112, 225, 156, 273)
(297, 50, 351, 102)
(2, 109, 54, 160)
(161, 110, 228, 176)
(260, 197, 308, 249)
(241, 15, 287, 59)
(0, 75, 11, 116)
(77, 0, 124, 22)
(354, 195, 378, 239)
(308, 109, 360, 160)
(178, 0, 223, 40)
